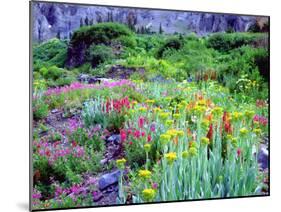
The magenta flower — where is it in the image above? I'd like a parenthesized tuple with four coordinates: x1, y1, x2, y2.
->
(134, 130, 141, 139)
(237, 148, 242, 157)
(253, 115, 268, 126)
(70, 184, 81, 195)
(152, 182, 158, 189)
(55, 186, 63, 197)
(138, 116, 145, 129)
(32, 189, 42, 199)
(150, 123, 156, 132)
(120, 129, 127, 142)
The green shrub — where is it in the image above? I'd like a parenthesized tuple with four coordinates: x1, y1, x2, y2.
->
(115, 35, 137, 48)
(74, 63, 92, 74)
(87, 44, 115, 67)
(33, 155, 51, 182)
(33, 99, 49, 120)
(124, 140, 146, 170)
(207, 32, 265, 52)
(39, 65, 64, 81)
(55, 75, 76, 87)
(70, 22, 133, 46)
(33, 38, 67, 68)
(156, 37, 184, 58)
(67, 23, 134, 68)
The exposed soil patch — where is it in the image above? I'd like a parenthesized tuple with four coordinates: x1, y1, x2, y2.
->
(106, 65, 146, 79)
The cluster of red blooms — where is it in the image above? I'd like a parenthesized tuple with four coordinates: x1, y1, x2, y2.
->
(105, 96, 130, 113)
(120, 129, 151, 144)
(34, 139, 85, 165)
(206, 111, 232, 141)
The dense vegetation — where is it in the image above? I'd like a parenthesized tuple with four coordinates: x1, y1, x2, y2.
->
(32, 23, 269, 209)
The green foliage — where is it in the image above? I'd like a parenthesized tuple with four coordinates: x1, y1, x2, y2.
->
(156, 36, 184, 58)
(115, 35, 137, 48)
(54, 75, 76, 87)
(87, 44, 115, 67)
(74, 63, 92, 74)
(124, 141, 146, 170)
(33, 38, 67, 68)
(40, 66, 64, 81)
(69, 128, 105, 152)
(207, 33, 265, 52)
(70, 22, 133, 46)
(33, 99, 49, 120)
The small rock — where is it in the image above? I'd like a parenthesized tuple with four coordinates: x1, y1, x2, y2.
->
(105, 185, 117, 193)
(258, 146, 268, 170)
(98, 170, 120, 190)
(107, 134, 121, 145)
(100, 158, 108, 165)
(51, 109, 59, 114)
(77, 74, 102, 84)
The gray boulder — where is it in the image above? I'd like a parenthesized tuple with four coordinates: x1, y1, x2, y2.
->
(98, 170, 121, 190)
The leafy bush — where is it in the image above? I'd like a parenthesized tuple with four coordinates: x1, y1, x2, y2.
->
(207, 33, 265, 52)
(67, 23, 133, 67)
(124, 141, 146, 169)
(39, 66, 64, 81)
(87, 44, 115, 67)
(33, 99, 49, 120)
(156, 37, 184, 58)
(70, 23, 133, 46)
(54, 75, 76, 87)
(33, 38, 67, 68)
(115, 35, 137, 48)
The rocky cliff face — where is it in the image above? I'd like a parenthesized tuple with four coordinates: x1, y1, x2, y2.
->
(32, 2, 264, 42)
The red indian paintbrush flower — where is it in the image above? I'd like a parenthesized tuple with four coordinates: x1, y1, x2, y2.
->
(138, 116, 145, 128)
(207, 124, 213, 140)
(120, 129, 127, 142)
(147, 134, 152, 142)
(223, 111, 232, 134)
(237, 148, 242, 157)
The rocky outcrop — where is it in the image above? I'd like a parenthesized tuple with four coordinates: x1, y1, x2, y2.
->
(32, 2, 267, 42)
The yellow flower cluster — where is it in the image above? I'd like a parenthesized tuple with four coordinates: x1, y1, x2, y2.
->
(177, 101, 188, 110)
(160, 133, 171, 145)
(239, 127, 249, 136)
(201, 119, 210, 129)
(132, 100, 138, 105)
(116, 158, 126, 170)
(138, 169, 152, 180)
(173, 113, 181, 120)
(201, 137, 210, 146)
(193, 105, 206, 116)
(244, 110, 255, 119)
(165, 152, 177, 165)
(231, 111, 243, 122)
(231, 137, 238, 147)
(159, 112, 170, 120)
(182, 151, 189, 159)
(144, 143, 151, 152)
(253, 128, 262, 136)
(189, 147, 198, 157)
(142, 188, 156, 201)
(197, 99, 207, 106)
(139, 107, 147, 112)
(166, 129, 185, 138)
(153, 107, 162, 113)
(146, 99, 155, 105)
(212, 106, 223, 118)
(165, 119, 174, 127)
